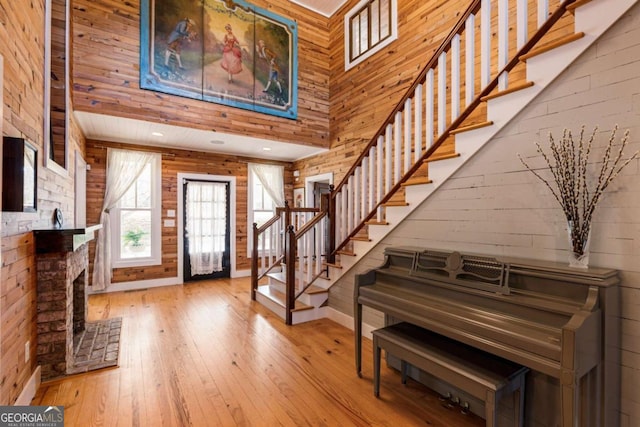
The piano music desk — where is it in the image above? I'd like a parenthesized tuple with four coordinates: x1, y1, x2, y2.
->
(372, 322, 529, 427)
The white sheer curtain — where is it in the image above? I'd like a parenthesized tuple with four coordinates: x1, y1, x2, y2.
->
(186, 181, 227, 275)
(249, 163, 285, 207)
(92, 148, 157, 291)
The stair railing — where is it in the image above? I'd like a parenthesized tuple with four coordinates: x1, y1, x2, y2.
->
(250, 202, 319, 300)
(284, 207, 330, 324)
(276, 0, 581, 323)
(326, 0, 580, 262)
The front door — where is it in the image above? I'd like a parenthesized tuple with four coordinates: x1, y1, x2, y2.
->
(183, 179, 231, 281)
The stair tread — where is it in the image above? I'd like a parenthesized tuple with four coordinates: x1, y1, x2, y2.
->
(337, 249, 356, 256)
(383, 200, 410, 207)
(305, 285, 328, 295)
(323, 261, 343, 269)
(266, 271, 286, 283)
(481, 81, 535, 102)
(351, 235, 372, 242)
(520, 32, 585, 61)
(401, 176, 433, 186)
(449, 121, 493, 135)
(266, 272, 328, 294)
(423, 152, 461, 163)
(366, 220, 389, 226)
(256, 285, 313, 312)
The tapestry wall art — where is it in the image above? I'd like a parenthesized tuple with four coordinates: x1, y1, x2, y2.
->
(140, 0, 298, 119)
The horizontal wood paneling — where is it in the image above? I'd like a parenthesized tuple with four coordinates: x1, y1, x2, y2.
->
(0, 0, 88, 406)
(71, 0, 331, 148)
(85, 140, 294, 284)
(293, 0, 472, 184)
(0, 233, 37, 405)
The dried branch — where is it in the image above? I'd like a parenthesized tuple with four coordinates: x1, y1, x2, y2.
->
(518, 125, 638, 257)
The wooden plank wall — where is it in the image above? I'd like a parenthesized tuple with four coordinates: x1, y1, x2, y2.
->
(85, 140, 294, 284)
(0, 233, 37, 405)
(293, 0, 571, 188)
(293, 0, 471, 184)
(0, 0, 86, 405)
(71, 0, 331, 148)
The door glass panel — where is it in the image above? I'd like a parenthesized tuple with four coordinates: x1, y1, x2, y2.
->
(186, 181, 228, 276)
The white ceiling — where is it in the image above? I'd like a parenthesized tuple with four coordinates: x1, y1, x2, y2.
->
(74, 111, 328, 162)
(74, 1, 346, 161)
(289, 0, 348, 17)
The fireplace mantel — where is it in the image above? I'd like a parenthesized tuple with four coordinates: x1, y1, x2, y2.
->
(34, 224, 102, 254)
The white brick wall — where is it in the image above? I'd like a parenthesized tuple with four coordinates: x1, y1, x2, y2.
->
(330, 2, 640, 424)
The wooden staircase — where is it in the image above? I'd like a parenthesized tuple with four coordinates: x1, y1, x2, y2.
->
(251, 0, 638, 324)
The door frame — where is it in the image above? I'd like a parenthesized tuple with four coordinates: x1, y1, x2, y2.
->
(177, 173, 237, 282)
(304, 172, 333, 208)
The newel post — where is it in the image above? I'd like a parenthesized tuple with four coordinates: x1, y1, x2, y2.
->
(283, 200, 291, 235)
(285, 225, 296, 325)
(327, 185, 336, 264)
(251, 222, 259, 300)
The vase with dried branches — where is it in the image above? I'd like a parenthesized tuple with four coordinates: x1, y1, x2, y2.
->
(518, 125, 638, 268)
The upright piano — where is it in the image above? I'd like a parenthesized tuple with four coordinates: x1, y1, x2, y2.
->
(354, 247, 620, 427)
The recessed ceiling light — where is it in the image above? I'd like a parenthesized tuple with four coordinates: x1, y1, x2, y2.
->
(262, 147, 272, 151)
(151, 131, 164, 137)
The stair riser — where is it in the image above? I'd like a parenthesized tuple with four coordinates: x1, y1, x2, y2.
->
(575, 0, 637, 35)
(403, 183, 435, 206)
(292, 306, 328, 325)
(255, 293, 286, 320)
(268, 283, 328, 307)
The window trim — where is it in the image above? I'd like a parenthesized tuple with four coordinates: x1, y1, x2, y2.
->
(111, 153, 162, 268)
(344, 0, 398, 71)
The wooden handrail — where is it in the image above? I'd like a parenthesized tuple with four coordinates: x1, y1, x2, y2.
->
(251, 202, 320, 300)
(329, 0, 579, 258)
(331, 0, 483, 195)
(278, 0, 581, 320)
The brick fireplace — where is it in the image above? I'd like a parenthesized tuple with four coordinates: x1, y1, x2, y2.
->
(35, 243, 88, 379)
(34, 226, 100, 380)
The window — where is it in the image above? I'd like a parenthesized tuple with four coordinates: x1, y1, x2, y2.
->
(247, 163, 284, 256)
(251, 173, 276, 228)
(344, 0, 398, 70)
(111, 153, 161, 267)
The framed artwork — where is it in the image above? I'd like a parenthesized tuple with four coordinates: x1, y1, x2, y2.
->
(140, 0, 298, 119)
(293, 187, 305, 208)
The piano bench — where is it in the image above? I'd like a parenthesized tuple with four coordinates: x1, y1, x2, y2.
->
(372, 322, 529, 427)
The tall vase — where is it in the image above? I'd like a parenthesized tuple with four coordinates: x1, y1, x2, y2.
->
(567, 221, 590, 269)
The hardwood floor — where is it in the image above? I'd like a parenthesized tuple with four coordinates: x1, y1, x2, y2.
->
(32, 277, 483, 426)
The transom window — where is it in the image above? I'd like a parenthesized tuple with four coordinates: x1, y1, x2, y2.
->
(345, 0, 398, 70)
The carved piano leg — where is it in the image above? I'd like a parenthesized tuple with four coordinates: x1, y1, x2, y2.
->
(355, 301, 363, 377)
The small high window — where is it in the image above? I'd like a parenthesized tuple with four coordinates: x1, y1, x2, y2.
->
(344, 0, 398, 70)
